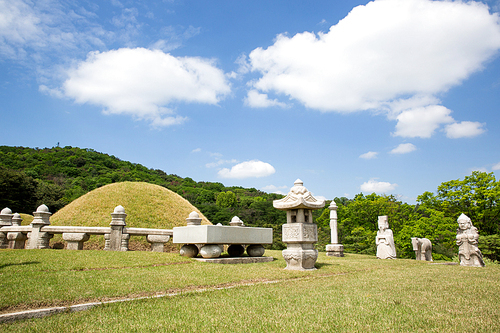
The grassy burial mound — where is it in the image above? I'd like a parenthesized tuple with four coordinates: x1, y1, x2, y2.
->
(49, 182, 211, 250)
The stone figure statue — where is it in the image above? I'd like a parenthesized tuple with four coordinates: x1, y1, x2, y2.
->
(376, 215, 396, 259)
(411, 237, 433, 261)
(456, 213, 485, 267)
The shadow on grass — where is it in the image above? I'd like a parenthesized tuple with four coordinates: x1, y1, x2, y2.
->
(0, 261, 40, 270)
(315, 262, 337, 268)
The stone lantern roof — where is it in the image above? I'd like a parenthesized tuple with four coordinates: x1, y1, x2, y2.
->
(273, 179, 325, 210)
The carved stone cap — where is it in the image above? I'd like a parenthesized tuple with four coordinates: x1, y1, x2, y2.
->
(1, 207, 12, 215)
(186, 211, 202, 226)
(273, 179, 325, 210)
(230, 216, 244, 227)
(110, 205, 127, 226)
(12, 213, 22, 226)
(32, 204, 51, 225)
(0, 207, 13, 226)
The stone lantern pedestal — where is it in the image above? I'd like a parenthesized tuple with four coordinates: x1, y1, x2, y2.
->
(273, 179, 325, 270)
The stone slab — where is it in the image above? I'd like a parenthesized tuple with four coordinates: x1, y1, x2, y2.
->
(195, 256, 274, 264)
(173, 225, 273, 245)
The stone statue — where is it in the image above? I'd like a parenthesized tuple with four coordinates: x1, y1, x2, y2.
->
(376, 215, 396, 259)
(411, 237, 433, 261)
(456, 213, 485, 267)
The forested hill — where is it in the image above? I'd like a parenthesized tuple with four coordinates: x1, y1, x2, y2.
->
(1, 145, 499, 260)
(0, 145, 285, 229)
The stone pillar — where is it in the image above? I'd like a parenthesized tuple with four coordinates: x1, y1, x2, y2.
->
(326, 202, 344, 257)
(63, 233, 90, 250)
(7, 213, 28, 249)
(0, 208, 13, 249)
(27, 204, 52, 249)
(106, 205, 128, 251)
(147, 234, 170, 252)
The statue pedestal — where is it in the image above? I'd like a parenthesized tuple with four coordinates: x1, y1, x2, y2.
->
(326, 243, 344, 257)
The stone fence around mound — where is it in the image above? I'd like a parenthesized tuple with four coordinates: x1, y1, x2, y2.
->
(0, 204, 173, 252)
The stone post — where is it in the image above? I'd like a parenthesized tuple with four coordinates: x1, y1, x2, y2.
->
(106, 205, 128, 251)
(7, 213, 28, 249)
(0, 208, 13, 249)
(63, 233, 90, 250)
(27, 204, 53, 249)
(326, 202, 344, 257)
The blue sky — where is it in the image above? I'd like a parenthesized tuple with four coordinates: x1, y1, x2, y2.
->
(1, 0, 500, 204)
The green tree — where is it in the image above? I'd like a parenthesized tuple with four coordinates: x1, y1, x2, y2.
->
(419, 171, 500, 235)
(0, 167, 38, 213)
(216, 191, 237, 208)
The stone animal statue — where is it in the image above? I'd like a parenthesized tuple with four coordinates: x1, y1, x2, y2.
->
(411, 237, 433, 261)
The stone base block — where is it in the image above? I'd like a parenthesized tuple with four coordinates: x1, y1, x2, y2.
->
(326, 244, 344, 257)
(195, 256, 274, 264)
(282, 248, 318, 270)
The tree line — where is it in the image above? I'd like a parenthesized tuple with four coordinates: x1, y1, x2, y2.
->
(0, 145, 498, 260)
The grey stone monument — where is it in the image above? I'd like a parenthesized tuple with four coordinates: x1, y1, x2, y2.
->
(456, 213, 485, 267)
(326, 202, 344, 257)
(273, 179, 325, 270)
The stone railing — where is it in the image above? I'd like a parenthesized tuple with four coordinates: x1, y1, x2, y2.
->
(0, 205, 173, 252)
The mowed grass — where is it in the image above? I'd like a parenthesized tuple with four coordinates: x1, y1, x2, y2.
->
(1, 250, 499, 332)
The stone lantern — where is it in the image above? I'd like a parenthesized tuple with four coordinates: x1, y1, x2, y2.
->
(273, 179, 325, 270)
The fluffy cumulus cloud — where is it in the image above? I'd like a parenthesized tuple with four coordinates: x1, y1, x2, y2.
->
(393, 105, 454, 138)
(360, 179, 398, 194)
(218, 160, 276, 179)
(359, 151, 378, 159)
(444, 121, 486, 139)
(247, 0, 500, 136)
(62, 48, 231, 127)
(390, 143, 416, 154)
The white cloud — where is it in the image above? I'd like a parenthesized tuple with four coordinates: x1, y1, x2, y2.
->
(493, 162, 500, 171)
(218, 160, 276, 179)
(244, 90, 287, 108)
(444, 121, 486, 139)
(390, 143, 416, 154)
(0, 0, 107, 63)
(360, 179, 398, 193)
(360, 151, 378, 159)
(191, 148, 202, 153)
(246, 0, 500, 130)
(393, 105, 454, 138)
(62, 48, 231, 127)
(261, 185, 288, 194)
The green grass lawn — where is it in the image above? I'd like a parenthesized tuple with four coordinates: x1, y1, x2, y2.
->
(1, 249, 499, 332)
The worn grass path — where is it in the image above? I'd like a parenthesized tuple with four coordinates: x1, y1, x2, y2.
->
(1, 249, 499, 332)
